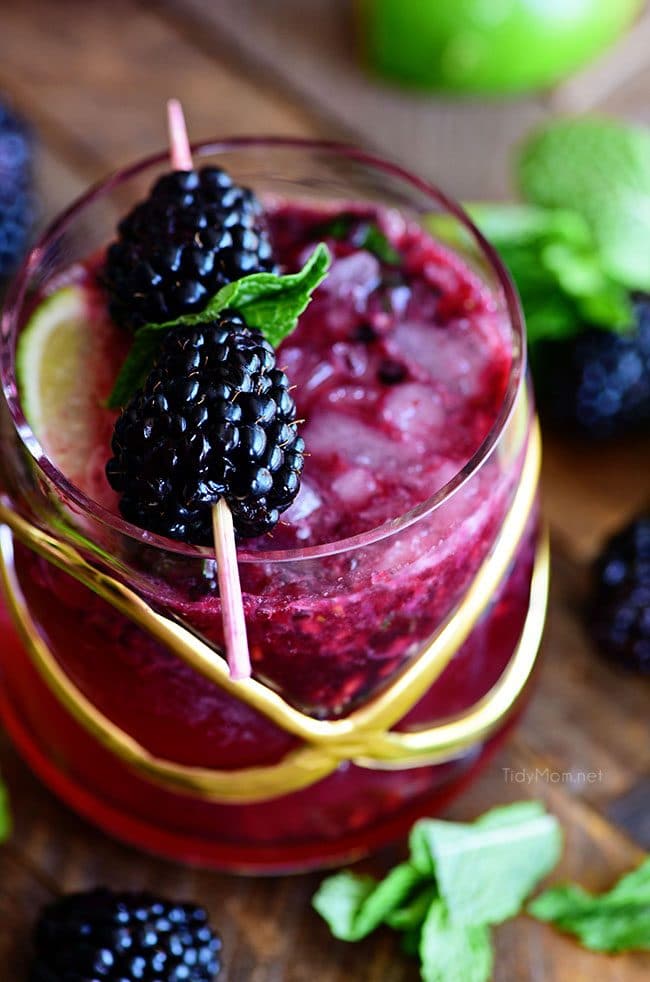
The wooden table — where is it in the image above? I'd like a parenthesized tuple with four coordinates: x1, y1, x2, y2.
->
(1, 2, 650, 978)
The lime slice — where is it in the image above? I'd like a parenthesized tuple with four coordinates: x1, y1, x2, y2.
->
(16, 284, 128, 506)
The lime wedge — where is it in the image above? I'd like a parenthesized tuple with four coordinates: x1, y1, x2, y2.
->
(16, 284, 128, 505)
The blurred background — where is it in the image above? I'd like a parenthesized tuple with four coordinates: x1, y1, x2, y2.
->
(1, 0, 649, 216)
(3, 0, 650, 543)
(1, 2, 650, 980)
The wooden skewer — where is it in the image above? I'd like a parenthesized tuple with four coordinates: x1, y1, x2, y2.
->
(167, 99, 252, 681)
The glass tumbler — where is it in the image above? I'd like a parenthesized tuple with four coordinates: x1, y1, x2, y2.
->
(0, 139, 547, 872)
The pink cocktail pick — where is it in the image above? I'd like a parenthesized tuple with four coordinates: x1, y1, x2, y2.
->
(167, 98, 252, 681)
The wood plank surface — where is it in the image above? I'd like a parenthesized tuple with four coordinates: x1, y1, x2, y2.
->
(163, 0, 547, 202)
(1, 1, 649, 980)
(0, 0, 324, 180)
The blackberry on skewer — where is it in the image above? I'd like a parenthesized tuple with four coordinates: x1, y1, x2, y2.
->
(104, 100, 329, 678)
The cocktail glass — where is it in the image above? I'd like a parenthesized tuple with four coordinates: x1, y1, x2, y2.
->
(0, 139, 546, 872)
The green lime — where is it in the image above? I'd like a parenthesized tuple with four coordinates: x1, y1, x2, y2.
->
(16, 285, 128, 504)
(357, 0, 644, 95)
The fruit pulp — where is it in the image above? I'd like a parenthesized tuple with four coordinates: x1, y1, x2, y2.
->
(0, 201, 537, 870)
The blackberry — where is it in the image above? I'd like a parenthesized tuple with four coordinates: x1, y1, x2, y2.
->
(107, 310, 304, 543)
(102, 166, 276, 332)
(30, 887, 221, 981)
(532, 294, 650, 439)
(0, 98, 34, 281)
(590, 514, 650, 674)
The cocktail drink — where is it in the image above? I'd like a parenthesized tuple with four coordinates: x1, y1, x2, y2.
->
(0, 139, 545, 872)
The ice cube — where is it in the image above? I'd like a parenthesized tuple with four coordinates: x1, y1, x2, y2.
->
(321, 253, 382, 310)
(381, 383, 445, 436)
(304, 411, 401, 471)
(392, 319, 486, 397)
(331, 466, 378, 508)
(283, 480, 322, 524)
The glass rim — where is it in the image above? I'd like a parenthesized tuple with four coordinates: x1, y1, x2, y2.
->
(1, 136, 526, 565)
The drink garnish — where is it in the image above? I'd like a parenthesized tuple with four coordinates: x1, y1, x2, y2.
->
(106, 240, 329, 408)
(101, 104, 276, 333)
(106, 311, 306, 542)
(105, 101, 328, 680)
(17, 285, 121, 490)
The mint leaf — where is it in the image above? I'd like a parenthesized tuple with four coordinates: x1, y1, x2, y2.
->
(0, 777, 10, 842)
(409, 805, 552, 877)
(312, 862, 423, 941)
(107, 244, 331, 407)
(608, 858, 650, 902)
(321, 214, 401, 264)
(429, 203, 634, 347)
(474, 800, 548, 828)
(312, 872, 376, 941)
(357, 224, 401, 265)
(386, 884, 438, 931)
(578, 287, 633, 330)
(194, 242, 331, 346)
(107, 324, 167, 408)
(525, 298, 582, 345)
(410, 802, 562, 925)
(542, 242, 614, 298)
(427, 204, 592, 256)
(419, 900, 493, 982)
(401, 925, 422, 956)
(349, 863, 423, 939)
(504, 237, 633, 338)
(518, 117, 650, 290)
(465, 204, 592, 250)
(529, 857, 650, 953)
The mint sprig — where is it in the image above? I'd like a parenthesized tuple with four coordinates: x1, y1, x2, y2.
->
(428, 117, 650, 348)
(518, 117, 650, 291)
(108, 243, 331, 408)
(313, 802, 561, 982)
(429, 204, 634, 347)
(529, 856, 650, 953)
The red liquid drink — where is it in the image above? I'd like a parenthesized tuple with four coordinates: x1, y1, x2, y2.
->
(0, 141, 542, 871)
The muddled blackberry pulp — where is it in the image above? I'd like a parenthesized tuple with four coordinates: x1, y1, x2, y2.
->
(264, 205, 512, 549)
